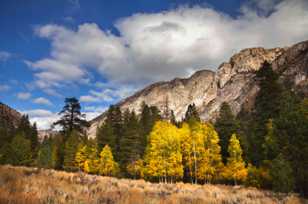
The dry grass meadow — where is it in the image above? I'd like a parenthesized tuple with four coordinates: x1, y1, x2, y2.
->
(0, 165, 306, 204)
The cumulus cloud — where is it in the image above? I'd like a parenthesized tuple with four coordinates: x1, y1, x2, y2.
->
(0, 84, 10, 92)
(33, 97, 53, 106)
(80, 86, 136, 103)
(17, 92, 31, 100)
(22, 109, 59, 130)
(27, 0, 308, 98)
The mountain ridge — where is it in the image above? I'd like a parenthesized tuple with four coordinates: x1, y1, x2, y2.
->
(88, 40, 308, 138)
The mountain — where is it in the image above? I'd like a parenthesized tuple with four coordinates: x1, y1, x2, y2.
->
(88, 40, 308, 138)
(0, 102, 22, 127)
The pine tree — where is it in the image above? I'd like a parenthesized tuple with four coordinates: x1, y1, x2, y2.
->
(215, 102, 239, 162)
(270, 154, 294, 193)
(184, 104, 200, 124)
(63, 131, 80, 171)
(98, 145, 119, 176)
(53, 97, 89, 134)
(223, 134, 247, 185)
(262, 119, 279, 161)
(9, 133, 32, 166)
(139, 103, 162, 156)
(119, 110, 142, 171)
(96, 105, 122, 160)
(37, 137, 53, 168)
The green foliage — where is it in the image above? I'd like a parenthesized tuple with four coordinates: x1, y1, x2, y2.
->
(139, 102, 161, 155)
(53, 97, 89, 134)
(96, 105, 122, 160)
(37, 138, 53, 168)
(270, 154, 294, 193)
(9, 133, 32, 166)
(215, 102, 240, 162)
(119, 110, 142, 171)
(63, 131, 80, 171)
(184, 104, 200, 124)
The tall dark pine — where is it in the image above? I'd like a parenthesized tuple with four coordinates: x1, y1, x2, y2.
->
(53, 97, 89, 134)
(139, 103, 161, 155)
(96, 105, 122, 160)
(184, 103, 200, 124)
(16, 115, 38, 154)
(119, 110, 142, 172)
(215, 102, 239, 162)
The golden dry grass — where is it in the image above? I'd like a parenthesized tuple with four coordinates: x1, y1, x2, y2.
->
(0, 165, 306, 204)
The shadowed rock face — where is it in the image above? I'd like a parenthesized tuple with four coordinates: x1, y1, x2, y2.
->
(88, 40, 308, 138)
(0, 102, 22, 127)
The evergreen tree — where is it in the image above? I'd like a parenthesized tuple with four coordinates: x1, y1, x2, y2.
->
(184, 104, 200, 124)
(215, 102, 239, 162)
(63, 131, 80, 171)
(37, 137, 53, 168)
(16, 115, 39, 157)
(96, 105, 122, 160)
(270, 154, 294, 193)
(98, 145, 119, 176)
(223, 134, 247, 185)
(53, 97, 89, 134)
(262, 119, 279, 161)
(119, 110, 142, 172)
(139, 103, 161, 155)
(9, 133, 32, 166)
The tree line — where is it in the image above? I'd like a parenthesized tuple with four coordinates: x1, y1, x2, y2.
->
(0, 62, 307, 197)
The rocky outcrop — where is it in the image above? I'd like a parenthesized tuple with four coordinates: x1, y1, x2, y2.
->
(0, 102, 22, 127)
(88, 40, 308, 138)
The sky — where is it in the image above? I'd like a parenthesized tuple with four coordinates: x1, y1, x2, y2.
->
(1, 0, 308, 130)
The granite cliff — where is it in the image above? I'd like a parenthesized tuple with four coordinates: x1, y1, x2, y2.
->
(88, 40, 308, 138)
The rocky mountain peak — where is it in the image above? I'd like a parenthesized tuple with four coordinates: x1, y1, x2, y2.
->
(88, 41, 308, 138)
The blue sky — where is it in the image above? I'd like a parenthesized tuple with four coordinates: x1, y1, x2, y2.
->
(0, 0, 308, 129)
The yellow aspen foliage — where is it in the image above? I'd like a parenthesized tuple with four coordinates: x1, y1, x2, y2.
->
(144, 121, 183, 182)
(84, 160, 91, 173)
(127, 159, 144, 179)
(75, 145, 88, 170)
(98, 145, 119, 176)
(197, 123, 223, 182)
(223, 133, 247, 184)
(180, 122, 223, 183)
(75, 144, 99, 174)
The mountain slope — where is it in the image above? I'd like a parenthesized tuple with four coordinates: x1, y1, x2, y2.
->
(88, 40, 308, 138)
(0, 102, 22, 127)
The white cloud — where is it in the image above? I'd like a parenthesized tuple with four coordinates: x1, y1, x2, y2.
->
(33, 97, 53, 106)
(0, 51, 11, 61)
(83, 106, 108, 120)
(80, 86, 136, 103)
(27, 0, 308, 97)
(80, 95, 100, 103)
(0, 84, 10, 92)
(17, 92, 31, 100)
(21, 109, 59, 130)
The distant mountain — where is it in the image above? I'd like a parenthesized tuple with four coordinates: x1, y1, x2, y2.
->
(0, 102, 22, 127)
(88, 40, 308, 138)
